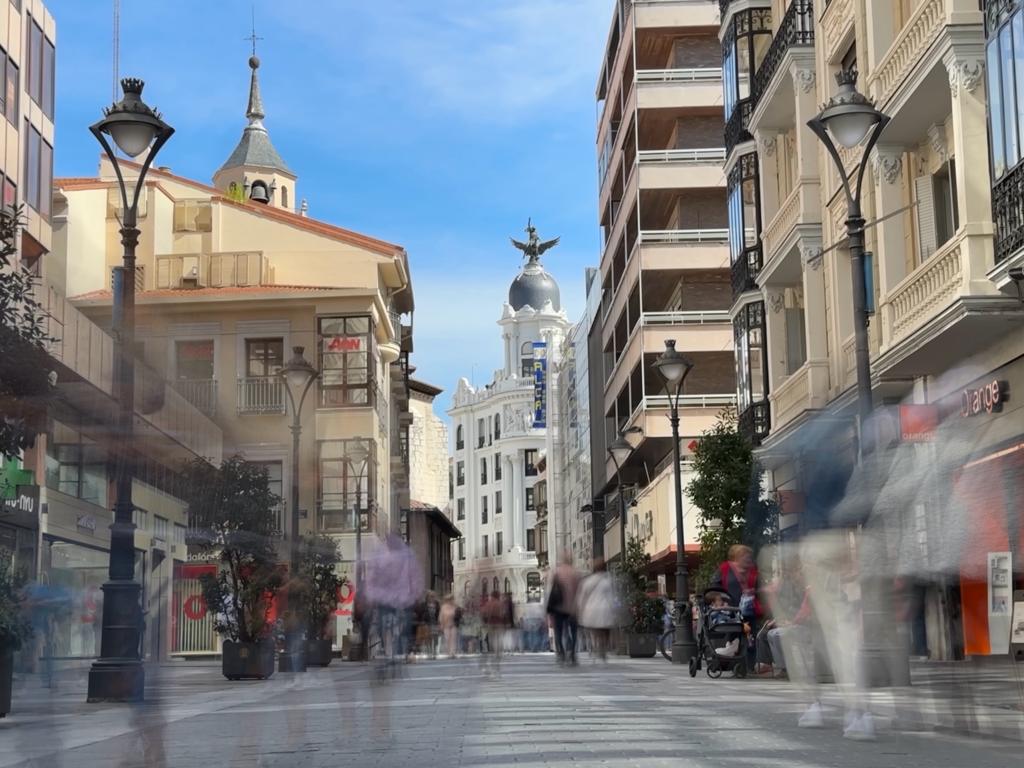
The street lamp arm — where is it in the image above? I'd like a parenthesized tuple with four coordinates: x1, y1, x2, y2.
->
(89, 123, 174, 226)
(295, 369, 321, 418)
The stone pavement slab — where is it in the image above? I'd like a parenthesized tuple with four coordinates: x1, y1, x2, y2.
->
(0, 654, 1021, 767)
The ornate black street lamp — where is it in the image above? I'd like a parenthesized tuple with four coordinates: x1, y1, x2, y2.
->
(87, 78, 173, 703)
(652, 339, 697, 666)
(806, 70, 889, 452)
(607, 427, 641, 565)
(278, 346, 320, 672)
(345, 439, 371, 589)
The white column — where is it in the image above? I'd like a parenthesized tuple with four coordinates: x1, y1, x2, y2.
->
(503, 453, 515, 550)
(513, 450, 525, 550)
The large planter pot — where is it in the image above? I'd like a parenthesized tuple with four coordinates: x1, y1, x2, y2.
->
(0, 651, 13, 718)
(222, 640, 275, 681)
(306, 638, 333, 667)
(626, 632, 658, 658)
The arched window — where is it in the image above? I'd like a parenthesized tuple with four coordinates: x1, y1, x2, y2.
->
(481, 578, 488, 599)
(456, 424, 464, 450)
(492, 576, 499, 595)
(281, 185, 289, 209)
(503, 577, 511, 595)
(521, 341, 534, 378)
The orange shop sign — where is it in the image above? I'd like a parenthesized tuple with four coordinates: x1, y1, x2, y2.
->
(899, 405, 938, 443)
(960, 380, 1008, 417)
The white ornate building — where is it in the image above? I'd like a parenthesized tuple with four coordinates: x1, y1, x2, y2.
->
(449, 230, 570, 608)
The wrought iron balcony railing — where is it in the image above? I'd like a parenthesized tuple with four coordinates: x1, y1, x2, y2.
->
(752, 1, 815, 106)
(725, 98, 754, 156)
(738, 400, 771, 446)
(993, 159, 1024, 264)
(730, 244, 764, 299)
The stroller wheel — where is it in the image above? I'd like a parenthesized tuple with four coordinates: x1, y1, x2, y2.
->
(707, 660, 722, 679)
(733, 660, 748, 679)
(688, 656, 698, 678)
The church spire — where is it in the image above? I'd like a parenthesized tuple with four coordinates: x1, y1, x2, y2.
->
(246, 55, 265, 123)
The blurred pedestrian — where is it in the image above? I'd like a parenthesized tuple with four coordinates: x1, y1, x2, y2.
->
(710, 544, 762, 664)
(481, 590, 507, 679)
(576, 558, 615, 662)
(546, 551, 581, 666)
(439, 594, 459, 657)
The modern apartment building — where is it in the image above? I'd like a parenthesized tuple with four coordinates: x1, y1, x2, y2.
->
(723, 0, 1024, 661)
(449, 231, 570, 608)
(591, 0, 736, 578)
(57, 53, 416, 650)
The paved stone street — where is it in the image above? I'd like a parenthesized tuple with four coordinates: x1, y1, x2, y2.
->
(2, 654, 1022, 767)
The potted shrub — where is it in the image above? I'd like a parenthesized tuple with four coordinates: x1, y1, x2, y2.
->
(618, 536, 661, 658)
(181, 456, 283, 681)
(299, 535, 345, 667)
(0, 554, 32, 717)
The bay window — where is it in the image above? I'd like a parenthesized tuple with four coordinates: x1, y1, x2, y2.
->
(319, 315, 374, 407)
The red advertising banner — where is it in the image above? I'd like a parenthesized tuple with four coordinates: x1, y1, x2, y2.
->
(899, 404, 938, 443)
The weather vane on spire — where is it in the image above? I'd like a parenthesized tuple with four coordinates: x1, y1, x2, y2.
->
(510, 218, 560, 266)
(244, 5, 263, 58)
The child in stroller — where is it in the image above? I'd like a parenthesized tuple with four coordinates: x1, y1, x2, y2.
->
(688, 586, 750, 678)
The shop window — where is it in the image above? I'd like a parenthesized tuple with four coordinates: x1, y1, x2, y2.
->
(318, 315, 374, 407)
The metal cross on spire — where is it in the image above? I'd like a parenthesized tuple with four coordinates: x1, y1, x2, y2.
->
(244, 6, 263, 57)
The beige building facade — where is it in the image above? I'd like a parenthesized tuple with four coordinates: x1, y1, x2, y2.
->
(722, 0, 1024, 660)
(408, 378, 449, 513)
(56, 53, 416, 650)
(591, 0, 735, 581)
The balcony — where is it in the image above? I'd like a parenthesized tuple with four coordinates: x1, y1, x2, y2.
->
(767, 360, 829, 435)
(622, 393, 738, 443)
(730, 245, 764, 299)
(637, 148, 726, 190)
(638, 147, 726, 165)
(867, 0, 946, 109)
(751, 1, 815, 110)
(172, 378, 218, 418)
(636, 68, 723, 111)
(725, 98, 754, 157)
(993, 160, 1024, 265)
(641, 310, 731, 327)
(640, 228, 728, 245)
(738, 401, 770, 446)
(236, 376, 285, 415)
(634, 0, 720, 29)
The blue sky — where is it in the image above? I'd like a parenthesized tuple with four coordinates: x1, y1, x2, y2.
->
(48, 0, 611, 414)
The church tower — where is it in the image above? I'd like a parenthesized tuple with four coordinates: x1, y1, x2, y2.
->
(213, 54, 297, 212)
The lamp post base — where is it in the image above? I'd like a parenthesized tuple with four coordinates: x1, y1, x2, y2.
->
(87, 660, 144, 703)
(671, 638, 698, 665)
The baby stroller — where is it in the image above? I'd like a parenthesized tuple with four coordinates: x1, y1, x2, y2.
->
(688, 586, 749, 679)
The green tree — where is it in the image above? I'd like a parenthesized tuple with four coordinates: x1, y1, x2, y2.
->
(0, 206, 55, 460)
(181, 456, 284, 643)
(298, 534, 345, 641)
(686, 407, 778, 589)
(617, 536, 663, 634)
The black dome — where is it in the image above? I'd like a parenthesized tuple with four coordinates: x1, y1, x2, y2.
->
(509, 263, 560, 311)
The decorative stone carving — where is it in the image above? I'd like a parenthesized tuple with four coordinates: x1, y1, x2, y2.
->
(946, 57, 984, 96)
(759, 134, 777, 157)
(870, 147, 903, 185)
(801, 245, 823, 271)
(767, 291, 785, 314)
(792, 67, 816, 94)
(927, 124, 949, 163)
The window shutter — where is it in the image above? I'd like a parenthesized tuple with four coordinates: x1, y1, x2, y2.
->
(914, 175, 937, 260)
(210, 255, 223, 287)
(156, 258, 170, 289)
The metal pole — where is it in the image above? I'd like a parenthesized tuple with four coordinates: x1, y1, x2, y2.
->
(87, 209, 145, 702)
(846, 204, 873, 449)
(279, 408, 307, 673)
(669, 387, 697, 664)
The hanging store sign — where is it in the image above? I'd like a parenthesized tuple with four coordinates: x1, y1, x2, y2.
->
(899, 404, 938, 442)
(532, 342, 548, 428)
(960, 380, 1008, 418)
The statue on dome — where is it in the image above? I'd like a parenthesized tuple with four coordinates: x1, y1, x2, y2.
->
(510, 218, 560, 266)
